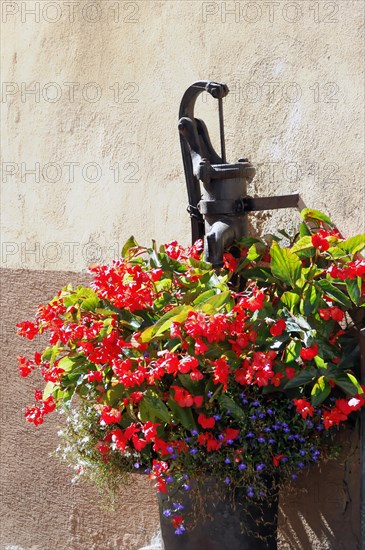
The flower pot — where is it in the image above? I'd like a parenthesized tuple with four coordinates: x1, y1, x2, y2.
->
(158, 477, 278, 550)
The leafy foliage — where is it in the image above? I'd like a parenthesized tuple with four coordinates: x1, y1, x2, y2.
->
(17, 214, 365, 535)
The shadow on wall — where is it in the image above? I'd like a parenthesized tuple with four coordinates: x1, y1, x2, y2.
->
(279, 428, 360, 550)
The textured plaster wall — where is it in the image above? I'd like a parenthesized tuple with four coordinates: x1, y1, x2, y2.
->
(1, 1, 364, 549)
(1, 0, 364, 272)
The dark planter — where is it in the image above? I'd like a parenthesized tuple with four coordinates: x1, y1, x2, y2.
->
(158, 477, 278, 550)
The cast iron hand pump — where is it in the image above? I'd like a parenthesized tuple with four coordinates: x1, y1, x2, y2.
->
(178, 80, 255, 266)
(178, 80, 304, 266)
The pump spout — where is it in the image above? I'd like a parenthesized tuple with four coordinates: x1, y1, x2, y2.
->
(205, 220, 236, 267)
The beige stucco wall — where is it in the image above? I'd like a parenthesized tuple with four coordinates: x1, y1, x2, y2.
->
(1, 0, 364, 272)
(1, 1, 364, 549)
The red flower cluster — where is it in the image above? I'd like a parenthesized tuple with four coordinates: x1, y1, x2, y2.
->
(197, 414, 215, 429)
(17, 355, 36, 377)
(273, 453, 286, 468)
(185, 311, 231, 344)
(300, 344, 319, 361)
(24, 396, 56, 426)
(323, 393, 365, 429)
(152, 353, 203, 381)
(235, 351, 277, 387)
(238, 288, 265, 312)
(293, 398, 315, 419)
(212, 357, 230, 391)
(164, 240, 203, 261)
(223, 253, 239, 272)
(270, 319, 286, 337)
(16, 320, 39, 340)
(87, 369, 104, 383)
(327, 260, 365, 281)
(172, 386, 203, 408)
(318, 306, 344, 322)
(100, 405, 122, 425)
(149, 459, 169, 493)
(311, 230, 330, 252)
(90, 261, 155, 312)
(197, 432, 221, 452)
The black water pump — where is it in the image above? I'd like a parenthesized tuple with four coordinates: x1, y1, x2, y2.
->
(178, 80, 303, 266)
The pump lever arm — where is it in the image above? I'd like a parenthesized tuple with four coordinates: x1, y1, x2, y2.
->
(178, 81, 229, 242)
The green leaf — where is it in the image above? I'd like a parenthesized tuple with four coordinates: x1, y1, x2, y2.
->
(188, 257, 212, 271)
(333, 372, 362, 395)
(105, 384, 126, 407)
(338, 235, 365, 255)
(277, 229, 292, 240)
(82, 294, 100, 311)
(284, 340, 301, 363)
(148, 245, 162, 268)
(178, 374, 204, 395)
(299, 222, 311, 237)
(337, 344, 360, 370)
(61, 369, 85, 385)
(346, 277, 362, 305)
(192, 289, 216, 305)
(200, 271, 224, 290)
(281, 291, 300, 313)
(269, 334, 290, 349)
(167, 398, 196, 430)
(311, 376, 331, 406)
(247, 243, 266, 261)
(58, 355, 80, 372)
(314, 355, 327, 369)
(49, 343, 60, 368)
(285, 314, 312, 333)
(41, 348, 53, 361)
(94, 308, 116, 316)
(57, 387, 74, 402)
(155, 305, 194, 337)
(236, 236, 262, 248)
(122, 236, 139, 258)
(139, 390, 171, 423)
(43, 381, 55, 400)
(239, 267, 275, 282)
(284, 368, 317, 389)
(62, 287, 99, 310)
(327, 245, 344, 259)
(218, 394, 245, 420)
(316, 280, 351, 308)
(140, 305, 193, 343)
(314, 339, 339, 363)
(291, 236, 314, 253)
(301, 209, 333, 226)
(198, 291, 232, 315)
(270, 241, 302, 288)
(300, 285, 320, 316)
(291, 236, 316, 259)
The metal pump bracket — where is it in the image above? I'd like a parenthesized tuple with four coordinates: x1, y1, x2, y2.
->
(179, 80, 305, 266)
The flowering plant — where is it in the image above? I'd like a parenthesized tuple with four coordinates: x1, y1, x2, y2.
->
(17, 209, 365, 535)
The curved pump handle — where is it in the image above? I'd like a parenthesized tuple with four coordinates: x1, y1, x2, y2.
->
(179, 81, 229, 119)
(178, 81, 229, 243)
